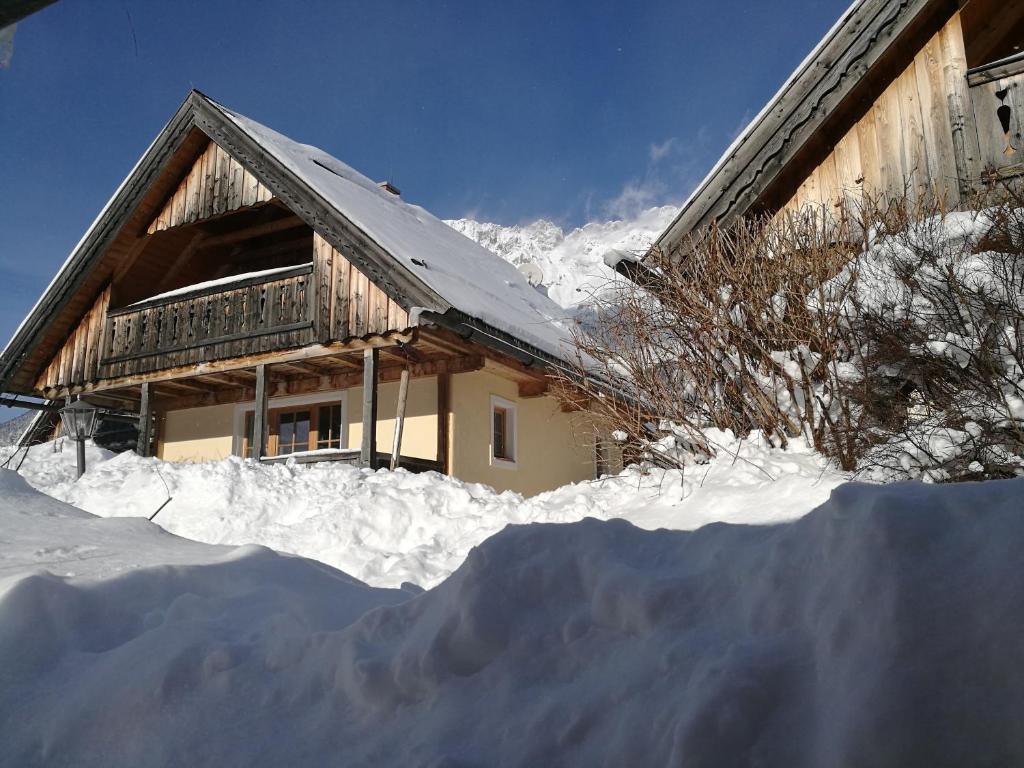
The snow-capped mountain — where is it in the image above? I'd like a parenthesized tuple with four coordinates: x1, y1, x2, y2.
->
(446, 205, 677, 309)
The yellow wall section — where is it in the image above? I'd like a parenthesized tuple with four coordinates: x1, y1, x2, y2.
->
(159, 403, 235, 461)
(155, 371, 595, 496)
(347, 377, 438, 460)
(449, 369, 594, 497)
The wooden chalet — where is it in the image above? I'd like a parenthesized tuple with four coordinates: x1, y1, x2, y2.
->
(0, 91, 595, 496)
(632, 0, 1024, 263)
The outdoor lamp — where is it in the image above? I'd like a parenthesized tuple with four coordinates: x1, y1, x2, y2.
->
(59, 399, 99, 479)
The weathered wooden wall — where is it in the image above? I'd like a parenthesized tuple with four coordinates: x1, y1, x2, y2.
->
(147, 141, 273, 234)
(968, 55, 1024, 179)
(98, 266, 315, 379)
(313, 233, 409, 340)
(781, 12, 975, 216)
(35, 286, 111, 391)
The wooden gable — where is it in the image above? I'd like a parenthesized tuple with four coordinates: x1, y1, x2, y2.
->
(147, 140, 274, 234)
(653, 0, 1024, 257)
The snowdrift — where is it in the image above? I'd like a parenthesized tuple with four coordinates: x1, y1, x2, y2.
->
(1, 468, 1023, 766)
(2, 430, 844, 587)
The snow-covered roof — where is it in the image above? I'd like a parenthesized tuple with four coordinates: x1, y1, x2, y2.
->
(212, 100, 580, 364)
(0, 92, 583, 393)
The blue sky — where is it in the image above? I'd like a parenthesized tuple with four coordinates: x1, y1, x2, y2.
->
(0, 0, 847, 351)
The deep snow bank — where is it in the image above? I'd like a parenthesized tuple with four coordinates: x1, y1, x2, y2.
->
(1, 469, 1022, 767)
(2, 431, 845, 587)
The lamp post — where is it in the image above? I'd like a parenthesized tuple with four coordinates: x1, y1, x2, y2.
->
(59, 399, 99, 480)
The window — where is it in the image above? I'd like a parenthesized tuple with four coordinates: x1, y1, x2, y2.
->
(317, 404, 343, 450)
(490, 396, 517, 467)
(239, 396, 345, 458)
(276, 408, 311, 455)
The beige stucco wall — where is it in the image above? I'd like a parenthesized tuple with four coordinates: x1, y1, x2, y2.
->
(346, 377, 438, 460)
(449, 369, 594, 497)
(158, 403, 235, 461)
(156, 370, 595, 496)
(157, 379, 440, 463)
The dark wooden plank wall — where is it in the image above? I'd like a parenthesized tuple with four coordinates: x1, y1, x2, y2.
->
(312, 233, 409, 340)
(781, 13, 973, 217)
(97, 267, 314, 379)
(147, 141, 273, 234)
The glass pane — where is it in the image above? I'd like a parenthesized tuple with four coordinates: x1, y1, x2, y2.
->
(294, 411, 310, 448)
(244, 412, 254, 458)
(318, 405, 342, 449)
(506, 413, 514, 458)
(279, 413, 295, 447)
(493, 408, 506, 458)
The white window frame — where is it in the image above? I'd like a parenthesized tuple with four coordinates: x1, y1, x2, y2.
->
(489, 394, 518, 469)
(233, 389, 348, 457)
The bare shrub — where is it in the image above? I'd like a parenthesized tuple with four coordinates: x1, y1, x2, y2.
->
(558, 186, 1024, 481)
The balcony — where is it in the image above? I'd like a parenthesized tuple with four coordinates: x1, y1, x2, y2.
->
(967, 51, 1024, 181)
(99, 264, 315, 379)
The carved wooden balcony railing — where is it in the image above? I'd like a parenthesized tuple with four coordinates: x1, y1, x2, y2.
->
(968, 52, 1024, 181)
(99, 264, 315, 378)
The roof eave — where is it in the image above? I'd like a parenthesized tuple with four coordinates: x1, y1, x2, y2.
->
(0, 91, 203, 391)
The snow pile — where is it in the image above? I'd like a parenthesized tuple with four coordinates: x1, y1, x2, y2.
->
(2, 466, 1023, 766)
(830, 210, 1024, 481)
(447, 205, 677, 309)
(1, 430, 845, 588)
(0, 411, 33, 446)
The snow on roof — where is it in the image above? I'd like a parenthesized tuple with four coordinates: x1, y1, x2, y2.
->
(131, 264, 309, 306)
(214, 102, 580, 363)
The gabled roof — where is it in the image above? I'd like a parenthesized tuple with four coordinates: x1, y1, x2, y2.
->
(1, 91, 579, 391)
(653, 0, 949, 253)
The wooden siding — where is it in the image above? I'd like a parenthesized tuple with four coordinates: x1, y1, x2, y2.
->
(968, 54, 1024, 179)
(782, 12, 973, 216)
(147, 141, 273, 234)
(313, 233, 409, 340)
(98, 265, 315, 379)
(35, 286, 111, 391)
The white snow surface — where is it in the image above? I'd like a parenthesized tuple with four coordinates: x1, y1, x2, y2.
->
(445, 205, 677, 309)
(214, 100, 579, 361)
(2, 460, 1023, 766)
(132, 264, 309, 305)
(2, 430, 845, 589)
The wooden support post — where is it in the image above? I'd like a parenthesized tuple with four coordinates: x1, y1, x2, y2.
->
(136, 382, 152, 457)
(253, 363, 269, 461)
(436, 368, 450, 475)
(361, 347, 379, 468)
(390, 366, 411, 470)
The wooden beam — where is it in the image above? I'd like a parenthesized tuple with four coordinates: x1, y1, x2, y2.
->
(361, 348, 379, 467)
(39, 330, 416, 399)
(437, 366, 450, 474)
(152, 231, 208, 294)
(253, 364, 269, 460)
(136, 382, 152, 457)
(0, 0, 59, 29)
(195, 215, 306, 249)
(390, 366, 410, 470)
(148, 354, 483, 412)
(518, 379, 549, 398)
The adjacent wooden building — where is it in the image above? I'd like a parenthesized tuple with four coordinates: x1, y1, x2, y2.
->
(0, 92, 595, 496)
(643, 0, 1024, 261)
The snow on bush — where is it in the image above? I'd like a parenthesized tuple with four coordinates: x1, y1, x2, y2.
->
(0, 430, 844, 588)
(564, 193, 1024, 482)
(2, 466, 1023, 766)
